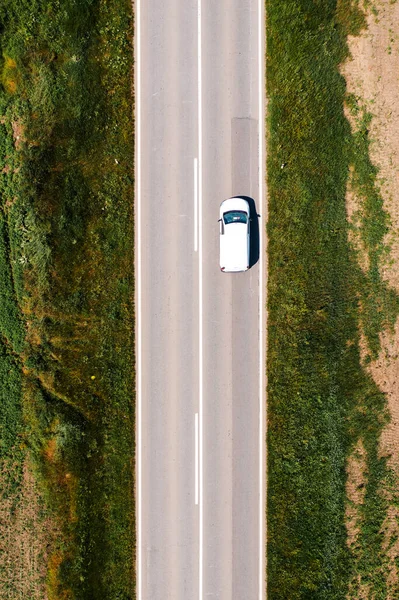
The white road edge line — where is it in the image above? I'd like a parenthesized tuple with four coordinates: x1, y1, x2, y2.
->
(195, 413, 199, 505)
(136, 0, 142, 597)
(258, 0, 265, 596)
(198, 0, 203, 598)
(194, 158, 198, 252)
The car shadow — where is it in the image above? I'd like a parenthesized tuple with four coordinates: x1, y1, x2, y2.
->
(231, 195, 260, 268)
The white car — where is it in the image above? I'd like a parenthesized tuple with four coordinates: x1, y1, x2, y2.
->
(219, 197, 250, 272)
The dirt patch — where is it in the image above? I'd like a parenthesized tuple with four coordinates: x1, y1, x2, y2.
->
(345, 439, 368, 549)
(345, 179, 370, 274)
(11, 120, 25, 150)
(342, 0, 399, 290)
(342, 0, 399, 476)
(381, 504, 399, 590)
(369, 319, 399, 470)
(347, 576, 371, 600)
(342, 0, 399, 595)
(0, 454, 60, 599)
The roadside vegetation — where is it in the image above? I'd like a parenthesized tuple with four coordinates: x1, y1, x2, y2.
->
(266, 0, 399, 597)
(0, 0, 135, 597)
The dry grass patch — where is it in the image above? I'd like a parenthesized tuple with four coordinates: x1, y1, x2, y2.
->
(0, 454, 60, 600)
(345, 439, 368, 549)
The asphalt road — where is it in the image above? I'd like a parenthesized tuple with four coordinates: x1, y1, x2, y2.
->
(136, 1, 265, 598)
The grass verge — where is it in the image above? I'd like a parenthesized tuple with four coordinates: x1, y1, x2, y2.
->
(266, 0, 399, 597)
(0, 0, 135, 597)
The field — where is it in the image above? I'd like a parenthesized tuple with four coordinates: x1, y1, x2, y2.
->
(0, 0, 135, 597)
(266, 0, 399, 597)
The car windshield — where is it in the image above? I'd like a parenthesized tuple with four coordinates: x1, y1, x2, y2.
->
(223, 210, 248, 225)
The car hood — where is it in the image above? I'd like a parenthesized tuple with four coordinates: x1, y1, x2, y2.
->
(219, 197, 249, 216)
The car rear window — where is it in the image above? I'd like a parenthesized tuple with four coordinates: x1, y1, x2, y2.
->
(223, 210, 248, 225)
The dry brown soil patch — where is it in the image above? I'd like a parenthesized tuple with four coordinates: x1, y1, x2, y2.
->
(345, 439, 367, 549)
(0, 455, 59, 599)
(341, 0, 399, 595)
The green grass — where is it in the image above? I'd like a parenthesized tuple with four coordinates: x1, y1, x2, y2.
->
(266, 0, 399, 597)
(0, 98, 25, 526)
(0, 0, 135, 597)
(0, 222, 24, 350)
(0, 340, 23, 463)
